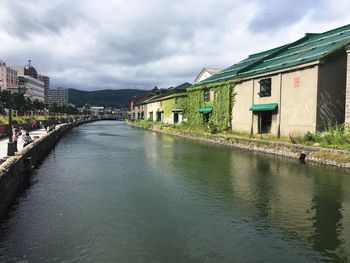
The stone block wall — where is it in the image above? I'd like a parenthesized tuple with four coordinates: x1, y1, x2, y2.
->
(0, 120, 92, 219)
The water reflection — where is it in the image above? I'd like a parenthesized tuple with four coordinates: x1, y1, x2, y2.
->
(0, 122, 350, 262)
(310, 174, 347, 262)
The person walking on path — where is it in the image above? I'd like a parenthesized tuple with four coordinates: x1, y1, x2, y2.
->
(31, 121, 37, 130)
(12, 128, 18, 152)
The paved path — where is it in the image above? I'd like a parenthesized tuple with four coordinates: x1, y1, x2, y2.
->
(0, 124, 66, 159)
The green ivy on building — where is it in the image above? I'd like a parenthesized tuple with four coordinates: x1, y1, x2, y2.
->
(158, 93, 188, 120)
(187, 80, 238, 133)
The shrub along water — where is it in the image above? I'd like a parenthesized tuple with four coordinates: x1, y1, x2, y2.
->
(300, 123, 350, 150)
(135, 119, 153, 129)
(0, 115, 79, 125)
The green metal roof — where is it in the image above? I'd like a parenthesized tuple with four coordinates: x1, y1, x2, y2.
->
(198, 107, 213, 113)
(197, 24, 350, 86)
(249, 103, 278, 112)
(197, 44, 287, 86)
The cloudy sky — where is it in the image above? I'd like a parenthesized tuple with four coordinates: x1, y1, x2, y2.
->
(0, 0, 349, 91)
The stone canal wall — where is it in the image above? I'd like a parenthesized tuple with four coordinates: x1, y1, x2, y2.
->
(0, 120, 93, 219)
(129, 122, 350, 169)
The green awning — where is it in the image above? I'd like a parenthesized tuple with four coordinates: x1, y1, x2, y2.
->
(249, 103, 278, 112)
(198, 107, 213, 113)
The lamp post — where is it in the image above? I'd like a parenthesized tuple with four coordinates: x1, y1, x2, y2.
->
(0, 90, 15, 156)
(0, 81, 15, 155)
(4, 86, 25, 156)
(7, 93, 15, 156)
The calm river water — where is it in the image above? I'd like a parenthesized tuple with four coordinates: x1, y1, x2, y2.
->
(1, 121, 350, 262)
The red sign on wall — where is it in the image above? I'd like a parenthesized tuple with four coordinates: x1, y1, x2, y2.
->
(293, 77, 301, 88)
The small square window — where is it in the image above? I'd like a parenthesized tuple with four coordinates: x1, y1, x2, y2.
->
(258, 78, 271, 97)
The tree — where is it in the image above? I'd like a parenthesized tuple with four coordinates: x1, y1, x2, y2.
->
(24, 98, 33, 115)
(0, 90, 9, 115)
(12, 93, 26, 115)
(49, 103, 58, 115)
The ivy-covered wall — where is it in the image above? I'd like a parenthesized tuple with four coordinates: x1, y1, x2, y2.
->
(158, 93, 188, 123)
(187, 80, 237, 132)
(143, 80, 237, 131)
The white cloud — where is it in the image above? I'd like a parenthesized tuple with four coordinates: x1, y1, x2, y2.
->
(0, 0, 349, 90)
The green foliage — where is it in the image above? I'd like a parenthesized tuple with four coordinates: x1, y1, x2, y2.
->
(135, 119, 153, 129)
(158, 94, 188, 120)
(299, 123, 350, 149)
(187, 80, 237, 133)
(49, 103, 78, 115)
(209, 85, 235, 133)
(0, 115, 77, 125)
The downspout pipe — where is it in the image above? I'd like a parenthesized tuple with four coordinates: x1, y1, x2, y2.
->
(250, 80, 255, 136)
(278, 73, 282, 138)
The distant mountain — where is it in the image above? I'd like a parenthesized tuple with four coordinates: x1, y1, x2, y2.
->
(68, 89, 147, 108)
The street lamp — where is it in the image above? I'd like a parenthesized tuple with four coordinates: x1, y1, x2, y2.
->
(1, 85, 25, 156)
(0, 82, 14, 155)
(7, 92, 15, 156)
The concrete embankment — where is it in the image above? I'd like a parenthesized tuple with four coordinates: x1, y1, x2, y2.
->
(0, 120, 94, 219)
(128, 122, 350, 169)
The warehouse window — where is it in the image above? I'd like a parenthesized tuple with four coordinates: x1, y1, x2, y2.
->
(258, 78, 271, 97)
(204, 90, 210, 102)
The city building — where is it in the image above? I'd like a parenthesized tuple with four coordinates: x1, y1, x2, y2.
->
(131, 87, 162, 120)
(49, 87, 69, 105)
(12, 60, 39, 79)
(0, 60, 18, 91)
(17, 75, 45, 102)
(90, 106, 104, 116)
(11, 60, 45, 102)
(38, 75, 50, 103)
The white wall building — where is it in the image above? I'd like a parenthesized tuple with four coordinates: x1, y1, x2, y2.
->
(18, 75, 45, 102)
(194, 68, 222, 83)
(90, 106, 104, 116)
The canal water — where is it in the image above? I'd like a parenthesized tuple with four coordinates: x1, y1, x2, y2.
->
(1, 121, 350, 262)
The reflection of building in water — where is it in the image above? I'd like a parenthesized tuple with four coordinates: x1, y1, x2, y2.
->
(341, 200, 350, 261)
(229, 154, 314, 244)
(229, 151, 350, 261)
(309, 175, 347, 262)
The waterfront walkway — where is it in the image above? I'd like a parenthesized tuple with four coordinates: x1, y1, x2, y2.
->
(0, 124, 66, 159)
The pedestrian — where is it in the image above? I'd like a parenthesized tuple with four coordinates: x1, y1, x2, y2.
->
(32, 121, 37, 130)
(23, 131, 32, 148)
(12, 128, 18, 152)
